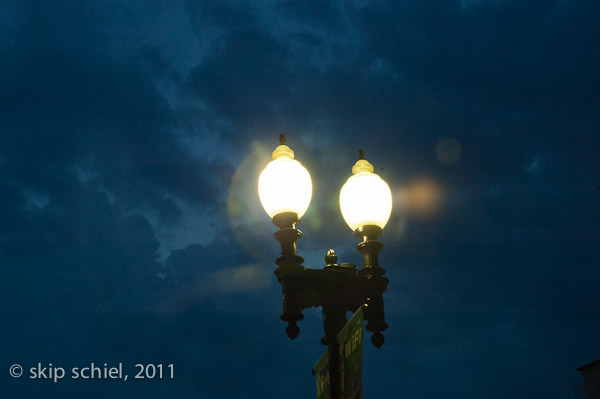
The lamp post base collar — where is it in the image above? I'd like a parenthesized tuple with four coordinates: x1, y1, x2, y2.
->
(354, 225, 382, 241)
(272, 212, 300, 229)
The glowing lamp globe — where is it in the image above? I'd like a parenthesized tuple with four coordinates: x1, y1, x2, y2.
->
(339, 154, 392, 232)
(258, 139, 312, 219)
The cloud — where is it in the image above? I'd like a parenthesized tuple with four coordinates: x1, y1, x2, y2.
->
(0, 0, 599, 398)
(0, 1, 241, 263)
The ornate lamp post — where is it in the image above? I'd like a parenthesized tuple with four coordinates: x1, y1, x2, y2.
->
(258, 135, 392, 398)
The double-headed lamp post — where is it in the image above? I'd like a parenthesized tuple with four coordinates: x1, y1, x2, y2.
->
(258, 135, 392, 398)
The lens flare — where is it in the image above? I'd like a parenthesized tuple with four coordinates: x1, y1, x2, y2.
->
(227, 141, 275, 262)
(396, 178, 442, 218)
(435, 138, 462, 165)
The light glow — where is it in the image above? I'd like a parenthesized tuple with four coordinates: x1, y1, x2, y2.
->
(258, 144, 312, 218)
(397, 178, 442, 217)
(339, 158, 392, 231)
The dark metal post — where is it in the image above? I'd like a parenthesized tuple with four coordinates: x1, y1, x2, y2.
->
(323, 305, 346, 399)
(270, 215, 389, 397)
(355, 224, 389, 348)
(273, 211, 303, 268)
(273, 211, 306, 339)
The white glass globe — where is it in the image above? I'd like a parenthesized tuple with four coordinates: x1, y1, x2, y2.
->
(339, 158, 392, 231)
(258, 144, 312, 219)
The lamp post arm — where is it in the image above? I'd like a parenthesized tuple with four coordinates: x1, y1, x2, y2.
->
(274, 252, 389, 345)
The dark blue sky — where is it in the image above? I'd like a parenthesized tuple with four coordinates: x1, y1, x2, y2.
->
(1, 1, 599, 398)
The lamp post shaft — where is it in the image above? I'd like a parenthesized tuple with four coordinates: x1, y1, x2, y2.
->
(273, 224, 389, 398)
(324, 305, 346, 399)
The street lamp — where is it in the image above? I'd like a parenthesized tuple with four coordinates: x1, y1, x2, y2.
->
(258, 135, 391, 399)
(258, 136, 312, 219)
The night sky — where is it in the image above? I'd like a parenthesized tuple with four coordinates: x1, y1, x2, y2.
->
(1, 1, 599, 398)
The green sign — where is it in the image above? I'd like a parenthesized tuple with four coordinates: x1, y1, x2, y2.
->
(313, 306, 364, 399)
(337, 306, 364, 399)
(313, 349, 331, 399)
